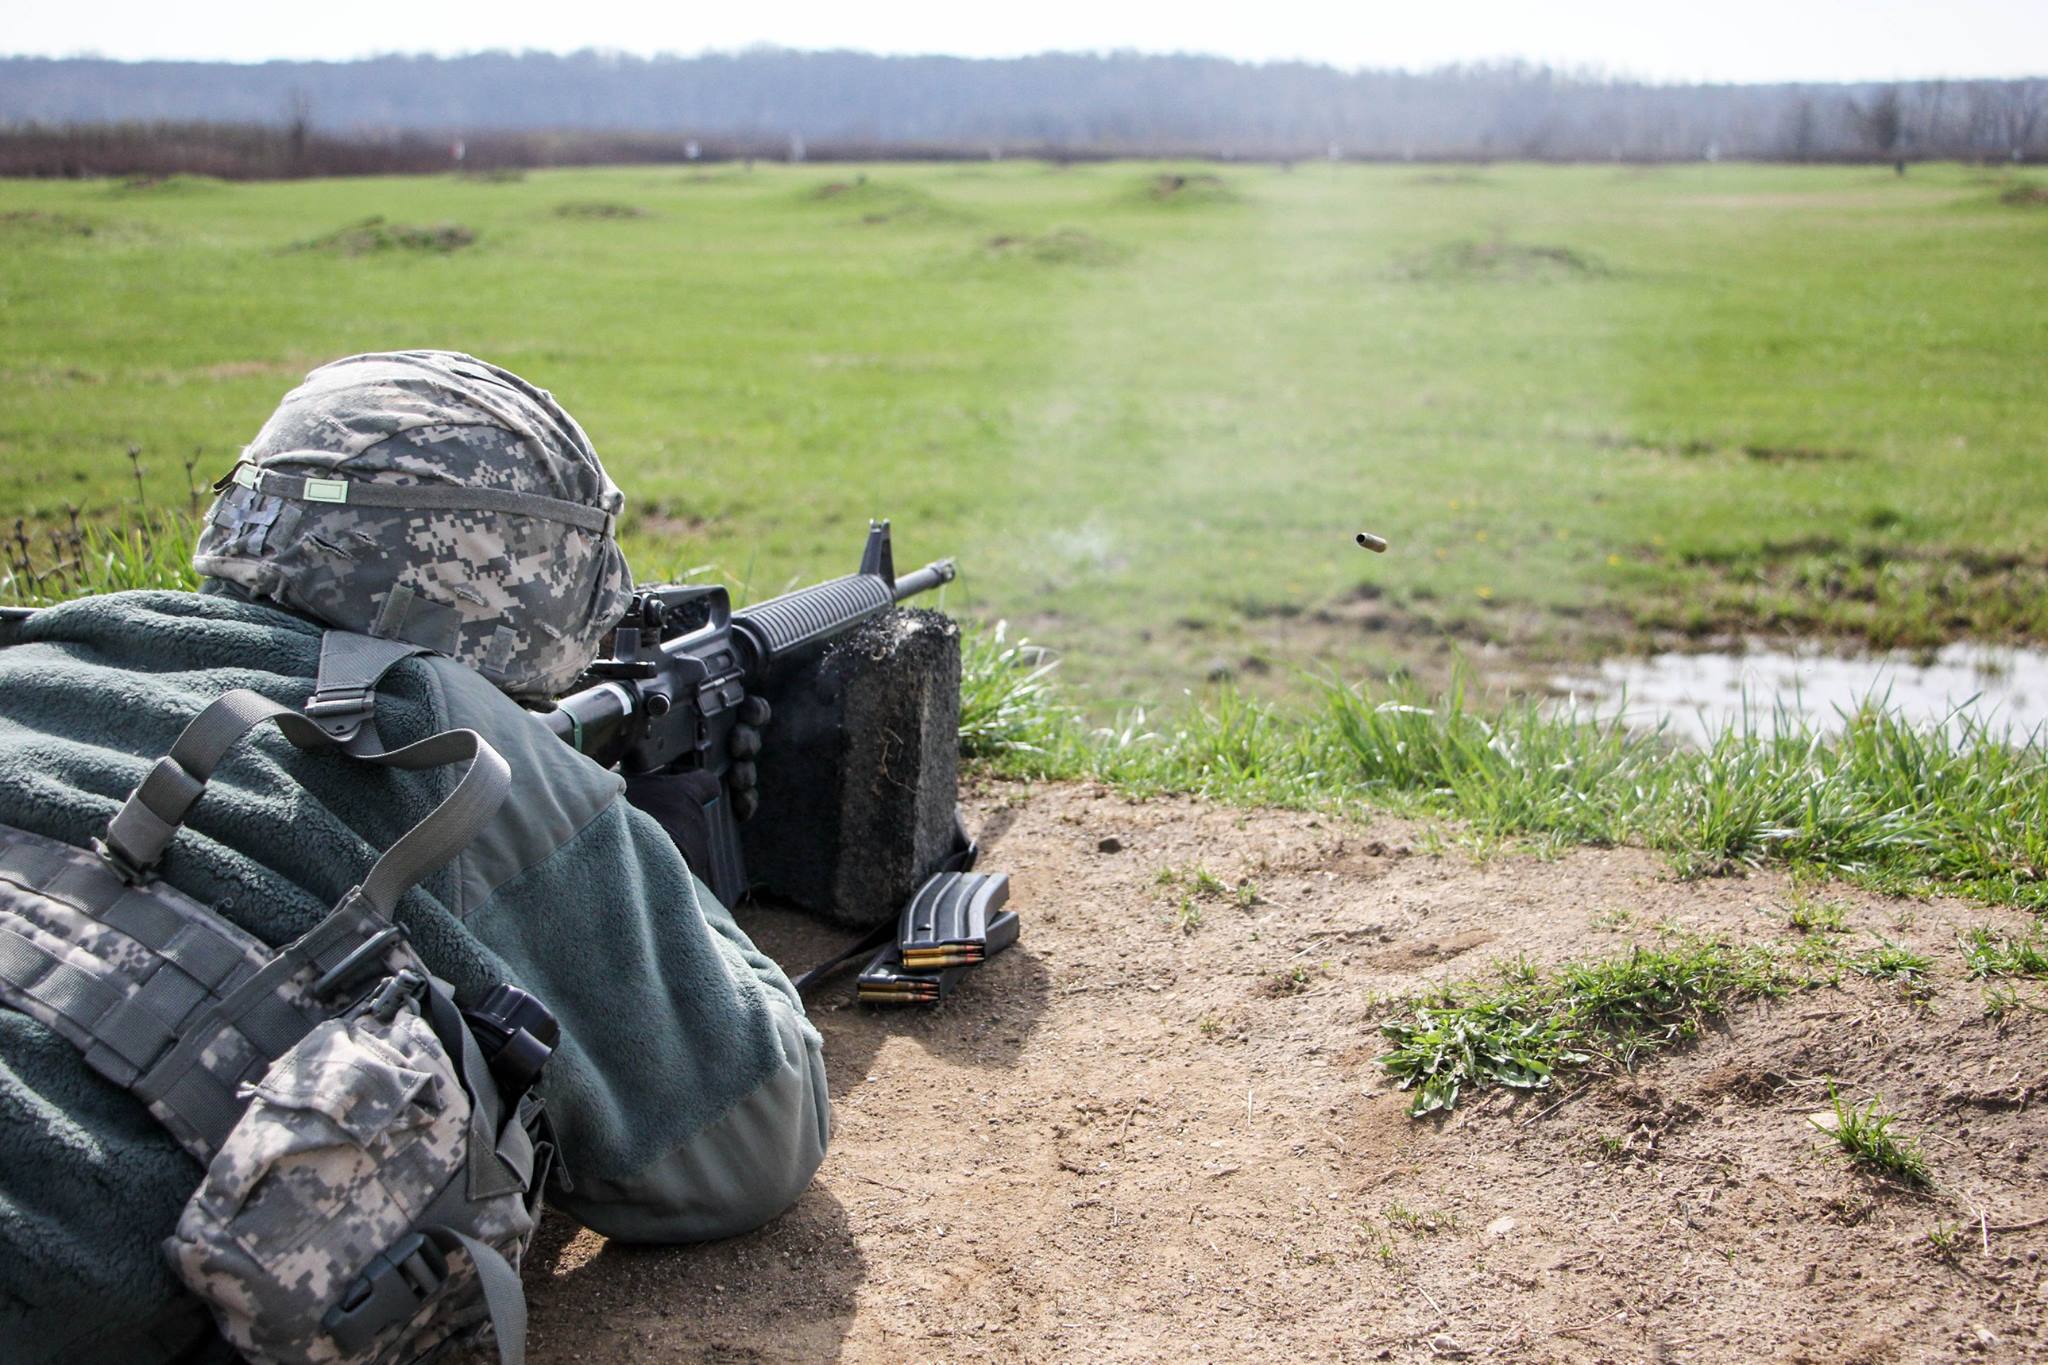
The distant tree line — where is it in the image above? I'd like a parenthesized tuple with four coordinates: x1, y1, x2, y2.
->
(0, 50, 2041, 175)
(0, 122, 1008, 178)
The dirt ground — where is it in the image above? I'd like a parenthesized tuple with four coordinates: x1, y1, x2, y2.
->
(519, 781, 2047, 1363)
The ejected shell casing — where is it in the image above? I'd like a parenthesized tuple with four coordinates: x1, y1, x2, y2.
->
(1355, 531, 1389, 553)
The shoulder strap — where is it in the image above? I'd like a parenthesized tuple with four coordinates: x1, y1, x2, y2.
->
(305, 629, 439, 755)
(0, 687, 509, 1160)
(99, 687, 508, 913)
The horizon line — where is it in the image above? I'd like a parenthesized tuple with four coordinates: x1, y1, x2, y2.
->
(4, 45, 2043, 90)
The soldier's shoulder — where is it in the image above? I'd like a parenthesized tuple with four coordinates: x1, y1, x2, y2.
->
(410, 654, 626, 913)
(435, 658, 618, 780)
(5, 589, 321, 678)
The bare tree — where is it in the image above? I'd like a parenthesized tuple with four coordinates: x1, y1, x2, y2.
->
(1854, 84, 1905, 171)
(1992, 79, 2045, 161)
(282, 88, 312, 170)
(1904, 80, 1948, 157)
(1780, 98, 1819, 161)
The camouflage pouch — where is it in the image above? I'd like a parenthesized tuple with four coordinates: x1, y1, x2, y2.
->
(0, 684, 548, 1365)
(167, 964, 542, 1365)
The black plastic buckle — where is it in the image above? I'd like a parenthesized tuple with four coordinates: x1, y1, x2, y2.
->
(321, 1231, 448, 1353)
(313, 923, 408, 1000)
(461, 983, 560, 1099)
(366, 969, 426, 1023)
(90, 835, 153, 887)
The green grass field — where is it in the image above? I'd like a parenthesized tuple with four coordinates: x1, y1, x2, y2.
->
(3, 160, 2045, 706)
(4, 160, 2046, 908)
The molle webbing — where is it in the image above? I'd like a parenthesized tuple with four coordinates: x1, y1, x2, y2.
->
(0, 830, 396, 1160)
(0, 685, 510, 1163)
(222, 460, 616, 536)
(0, 828, 267, 1092)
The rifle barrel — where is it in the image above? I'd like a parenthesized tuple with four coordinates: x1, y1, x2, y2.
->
(892, 558, 957, 602)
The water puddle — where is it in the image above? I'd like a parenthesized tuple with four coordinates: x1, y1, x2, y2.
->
(1554, 642, 2048, 747)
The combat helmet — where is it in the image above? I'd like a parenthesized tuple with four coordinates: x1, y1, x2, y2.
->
(195, 351, 633, 701)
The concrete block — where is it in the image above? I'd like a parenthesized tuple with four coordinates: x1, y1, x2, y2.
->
(741, 607, 961, 927)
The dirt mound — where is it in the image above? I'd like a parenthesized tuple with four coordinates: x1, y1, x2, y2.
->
(809, 176, 969, 227)
(1595, 433, 1865, 464)
(1145, 172, 1238, 205)
(1741, 442, 1864, 464)
(291, 216, 476, 255)
(0, 210, 100, 237)
(553, 201, 646, 220)
(1999, 184, 2048, 208)
(106, 173, 223, 196)
(516, 781, 2047, 1363)
(984, 228, 1126, 266)
(1396, 236, 1611, 283)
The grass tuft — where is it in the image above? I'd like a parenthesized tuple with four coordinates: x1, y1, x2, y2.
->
(1958, 923, 2048, 978)
(957, 619, 1066, 758)
(1787, 896, 1849, 934)
(970, 654, 2048, 912)
(3, 507, 199, 604)
(1817, 1087, 1933, 1188)
(1851, 939, 1935, 988)
(1377, 934, 1788, 1116)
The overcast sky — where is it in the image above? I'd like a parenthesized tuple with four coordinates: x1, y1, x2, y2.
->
(8, 0, 2045, 82)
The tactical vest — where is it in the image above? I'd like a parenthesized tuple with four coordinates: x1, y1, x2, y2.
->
(0, 633, 555, 1365)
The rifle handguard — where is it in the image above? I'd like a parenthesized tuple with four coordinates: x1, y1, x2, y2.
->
(731, 573, 896, 671)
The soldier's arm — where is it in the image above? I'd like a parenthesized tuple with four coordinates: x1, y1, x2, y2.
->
(548, 863, 832, 1243)
(460, 794, 830, 1242)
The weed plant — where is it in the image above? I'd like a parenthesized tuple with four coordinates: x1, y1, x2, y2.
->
(1820, 1088, 1933, 1187)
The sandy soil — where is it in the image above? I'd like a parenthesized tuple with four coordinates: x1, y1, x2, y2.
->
(519, 781, 2047, 1363)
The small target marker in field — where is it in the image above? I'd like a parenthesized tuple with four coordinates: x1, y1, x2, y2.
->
(1355, 531, 1389, 553)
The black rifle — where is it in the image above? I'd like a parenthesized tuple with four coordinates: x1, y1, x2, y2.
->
(539, 521, 955, 906)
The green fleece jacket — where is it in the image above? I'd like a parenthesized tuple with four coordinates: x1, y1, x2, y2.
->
(0, 590, 829, 1363)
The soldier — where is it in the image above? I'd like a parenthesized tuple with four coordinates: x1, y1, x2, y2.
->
(0, 351, 829, 1362)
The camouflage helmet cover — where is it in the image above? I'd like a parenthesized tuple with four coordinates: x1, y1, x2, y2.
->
(195, 351, 632, 700)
